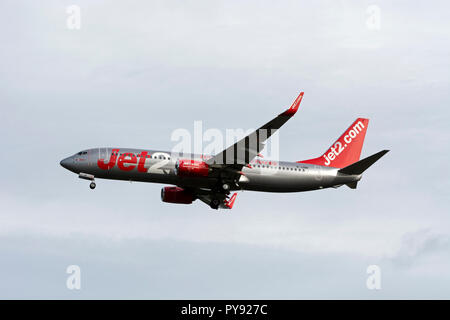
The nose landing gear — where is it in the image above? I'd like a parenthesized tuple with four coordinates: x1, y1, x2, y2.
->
(79, 172, 96, 190)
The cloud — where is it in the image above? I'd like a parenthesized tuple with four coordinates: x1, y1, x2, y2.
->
(1, 0, 450, 298)
(390, 229, 450, 270)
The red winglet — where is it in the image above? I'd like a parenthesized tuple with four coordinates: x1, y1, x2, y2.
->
(281, 92, 304, 117)
(225, 193, 238, 209)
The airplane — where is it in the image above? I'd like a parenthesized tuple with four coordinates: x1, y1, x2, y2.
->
(60, 92, 389, 210)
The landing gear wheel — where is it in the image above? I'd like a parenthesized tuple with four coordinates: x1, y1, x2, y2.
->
(210, 199, 220, 210)
(89, 182, 96, 190)
(222, 183, 230, 191)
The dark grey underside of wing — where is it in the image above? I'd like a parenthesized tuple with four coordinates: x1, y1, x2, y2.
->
(183, 187, 230, 208)
(206, 114, 292, 169)
(197, 193, 227, 208)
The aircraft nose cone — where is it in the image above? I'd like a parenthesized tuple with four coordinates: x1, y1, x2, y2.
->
(60, 157, 72, 170)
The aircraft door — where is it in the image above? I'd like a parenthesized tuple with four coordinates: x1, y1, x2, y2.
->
(87, 149, 92, 167)
(98, 148, 109, 169)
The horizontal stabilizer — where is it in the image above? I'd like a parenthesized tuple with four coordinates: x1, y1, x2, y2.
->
(346, 181, 358, 189)
(338, 150, 389, 175)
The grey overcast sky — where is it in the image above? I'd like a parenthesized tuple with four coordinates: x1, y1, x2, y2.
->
(0, 0, 449, 299)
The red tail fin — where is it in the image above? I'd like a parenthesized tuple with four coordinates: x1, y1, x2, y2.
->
(298, 118, 369, 168)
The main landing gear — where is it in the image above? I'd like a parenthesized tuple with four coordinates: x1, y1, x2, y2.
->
(210, 199, 220, 210)
(218, 176, 241, 193)
(89, 182, 96, 190)
(209, 183, 232, 209)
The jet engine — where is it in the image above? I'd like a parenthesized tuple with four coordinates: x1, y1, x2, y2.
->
(161, 186, 194, 204)
(174, 159, 210, 177)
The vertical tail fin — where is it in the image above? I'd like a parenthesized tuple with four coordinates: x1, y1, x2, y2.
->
(298, 118, 369, 168)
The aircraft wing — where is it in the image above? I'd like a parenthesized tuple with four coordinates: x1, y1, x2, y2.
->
(178, 186, 237, 209)
(206, 92, 304, 171)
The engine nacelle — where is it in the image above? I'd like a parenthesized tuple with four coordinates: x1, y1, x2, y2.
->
(174, 159, 210, 177)
(161, 186, 193, 204)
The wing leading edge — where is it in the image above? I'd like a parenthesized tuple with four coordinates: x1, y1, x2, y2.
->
(206, 92, 304, 170)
